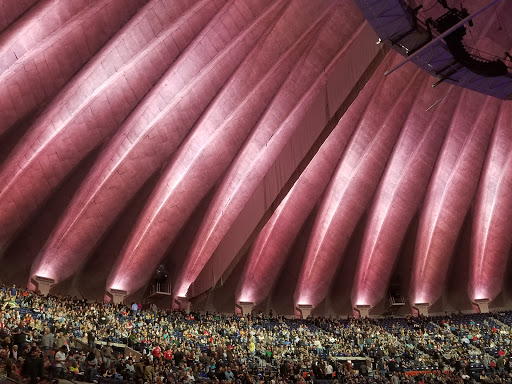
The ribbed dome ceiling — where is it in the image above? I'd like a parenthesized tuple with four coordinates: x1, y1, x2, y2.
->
(0, 0, 511, 315)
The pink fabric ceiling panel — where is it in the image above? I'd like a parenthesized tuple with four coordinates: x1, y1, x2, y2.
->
(0, 0, 92, 74)
(189, 21, 382, 299)
(107, 0, 331, 294)
(0, 0, 210, 254)
(470, 102, 512, 302)
(30, 0, 281, 283)
(351, 81, 463, 308)
(235, 54, 391, 306)
(0, 0, 146, 136)
(0, 0, 39, 34)
(190, 22, 383, 300)
(173, 1, 366, 299)
(1, 0, 509, 312)
(293, 56, 422, 308)
(410, 93, 501, 306)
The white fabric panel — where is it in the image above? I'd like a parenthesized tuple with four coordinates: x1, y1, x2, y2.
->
(327, 23, 382, 113)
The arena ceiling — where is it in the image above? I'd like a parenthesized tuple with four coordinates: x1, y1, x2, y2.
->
(0, 0, 511, 315)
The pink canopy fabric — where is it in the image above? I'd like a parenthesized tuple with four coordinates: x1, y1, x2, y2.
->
(1, 0, 511, 315)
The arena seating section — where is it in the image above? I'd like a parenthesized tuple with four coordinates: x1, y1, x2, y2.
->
(1, 287, 512, 384)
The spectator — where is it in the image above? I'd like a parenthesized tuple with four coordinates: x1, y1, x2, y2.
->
(85, 350, 98, 382)
(10, 344, 19, 361)
(87, 330, 96, 351)
(102, 341, 114, 369)
(143, 359, 155, 382)
(152, 343, 161, 363)
(54, 332, 67, 351)
(21, 346, 43, 384)
(54, 345, 67, 377)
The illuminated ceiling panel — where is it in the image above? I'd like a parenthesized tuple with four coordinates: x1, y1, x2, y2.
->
(0, 0, 511, 315)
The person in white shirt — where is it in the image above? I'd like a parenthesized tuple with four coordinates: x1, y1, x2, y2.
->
(314, 339, 323, 355)
(10, 345, 19, 361)
(55, 345, 68, 377)
(325, 363, 333, 377)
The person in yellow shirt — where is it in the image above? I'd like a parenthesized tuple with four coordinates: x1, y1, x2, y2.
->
(69, 361, 80, 374)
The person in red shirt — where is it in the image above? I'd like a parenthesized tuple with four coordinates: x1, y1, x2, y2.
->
(164, 348, 173, 361)
(152, 344, 161, 363)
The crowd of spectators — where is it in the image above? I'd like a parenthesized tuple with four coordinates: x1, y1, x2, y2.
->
(2, 284, 512, 384)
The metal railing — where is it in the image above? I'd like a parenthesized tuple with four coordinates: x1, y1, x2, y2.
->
(389, 296, 406, 305)
(149, 282, 172, 296)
